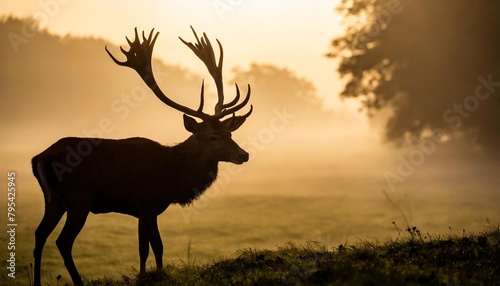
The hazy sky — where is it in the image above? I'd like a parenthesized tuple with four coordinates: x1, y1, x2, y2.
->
(1, 0, 368, 127)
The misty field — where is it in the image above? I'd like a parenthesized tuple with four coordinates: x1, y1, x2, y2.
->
(90, 226, 500, 285)
(1, 160, 499, 285)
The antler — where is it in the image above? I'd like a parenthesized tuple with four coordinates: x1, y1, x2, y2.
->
(179, 26, 252, 120)
(106, 27, 252, 121)
(105, 28, 210, 120)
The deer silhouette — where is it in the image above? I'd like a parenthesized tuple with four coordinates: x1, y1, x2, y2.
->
(32, 27, 252, 286)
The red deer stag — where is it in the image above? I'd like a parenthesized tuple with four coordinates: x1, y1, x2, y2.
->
(32, 27, 252, 286)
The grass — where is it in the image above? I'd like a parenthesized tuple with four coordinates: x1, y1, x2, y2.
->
(72, 224, 500, 286)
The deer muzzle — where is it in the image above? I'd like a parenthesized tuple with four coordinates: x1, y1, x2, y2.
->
(232, 146, 249, 165)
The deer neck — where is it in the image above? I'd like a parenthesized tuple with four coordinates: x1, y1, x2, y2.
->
(166, 136, 218, 206)
(175, 136, 218, 168)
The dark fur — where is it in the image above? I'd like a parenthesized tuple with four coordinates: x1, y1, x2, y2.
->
(32, 137, 218, 215)
(32, 131, 247, 286)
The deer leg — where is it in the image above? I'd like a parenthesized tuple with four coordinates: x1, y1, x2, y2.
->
(138, 215, 164, 273)
(138, 217, 150, 274)
(33, 198, 66, 286)
(55, 207, 89, 286)
(148, 217, 163, 271)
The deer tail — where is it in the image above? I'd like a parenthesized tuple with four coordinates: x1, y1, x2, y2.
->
(32, 155, 53, 204)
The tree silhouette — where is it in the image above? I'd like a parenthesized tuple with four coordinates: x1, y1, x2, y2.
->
(0, 17, 203, 143)
(231, 63, 325, 121)
(329, 0, 500, 151)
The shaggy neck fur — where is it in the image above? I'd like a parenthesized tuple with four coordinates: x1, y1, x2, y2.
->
(166, 136, 218, 206)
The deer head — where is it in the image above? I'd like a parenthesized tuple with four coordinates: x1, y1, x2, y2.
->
(105, 27, 252, 164)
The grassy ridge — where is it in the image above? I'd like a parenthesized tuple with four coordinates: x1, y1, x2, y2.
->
(80, 226, 500, 286)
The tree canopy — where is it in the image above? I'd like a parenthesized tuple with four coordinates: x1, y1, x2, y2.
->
(329, 0, 500, 152)
(231, 63, 320, 117)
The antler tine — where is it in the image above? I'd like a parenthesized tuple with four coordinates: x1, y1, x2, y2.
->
(213, 39, 225, 113)
(180, 26, 226, 115)
(239, 104, 253, 119)
(105, 27, 159, 71)
(106, 28, 210, 120)
(197, 80, 205, 113)
(219, 82, 241, 110)
(215, 84, 251, 119)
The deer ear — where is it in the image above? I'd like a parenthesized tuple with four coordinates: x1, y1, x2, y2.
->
(222, 116, 246, 132)
(183, 114, 199, 133)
